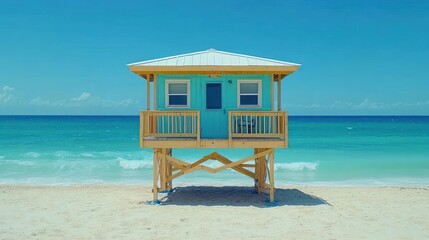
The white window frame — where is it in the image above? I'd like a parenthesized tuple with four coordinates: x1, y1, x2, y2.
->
(237, 80, 262, 108)
(165, 79, 190, 108)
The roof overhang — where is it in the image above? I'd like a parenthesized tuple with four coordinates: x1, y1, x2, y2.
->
(128, 49, 300, 81)
(129, 65, 299, 81)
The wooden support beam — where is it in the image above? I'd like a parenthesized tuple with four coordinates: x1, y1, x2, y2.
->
(184, 165, 216, 174)
(168, 160, 186, 171)
(277, 76, 282, 111)
(228, 111, 232, 147)
(161, 148, 168, 191)
(152, 148, 159, 201)
(214, 149, 272, 173)
(271, 74, 275, 111)
(167, 148, 172, 190)
(166, 155, 190, 168)
(257, 187, 270, 194)
(254, 148, 259, 192)
(197, 111, 201, 145)
(257, 148, 268, 194)
(153, 74, 157, 110)
(140, 111, 144, 147)
(183, 153, 215, 171)
(212, 153, 255, 178)
(146, 75, 151, 110)
(240, 164, 255, 168)
(156, 148, 275, 203)
(269, 150, 275, 202)
(169, 170, 184, 181)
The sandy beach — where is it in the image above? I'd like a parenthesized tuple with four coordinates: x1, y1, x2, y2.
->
(1, 185, 428, 239)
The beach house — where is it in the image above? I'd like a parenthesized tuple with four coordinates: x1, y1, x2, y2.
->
(128, 49, 300, 202)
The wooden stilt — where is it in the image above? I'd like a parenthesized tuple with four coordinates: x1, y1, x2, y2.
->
(160, 148, 165, 191)
(256, 148, 267, 194)
(269, 149, 275, 202)
(254, 148, 259, 192)
(152, 148, 159, 202)
(167, 148, 173, 190)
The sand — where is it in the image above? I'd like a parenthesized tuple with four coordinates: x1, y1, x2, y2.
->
(1, 185, 428, 240)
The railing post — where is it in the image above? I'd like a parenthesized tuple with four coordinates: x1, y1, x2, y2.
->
(197, 111, 200, 147)
(284, 111, 288, 147)
(140, 111, 144, 147)
(228, 111, 232, 147)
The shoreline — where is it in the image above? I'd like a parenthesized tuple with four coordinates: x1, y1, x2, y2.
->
(2, 179, 429, 188)
(1, 185, 428, 239)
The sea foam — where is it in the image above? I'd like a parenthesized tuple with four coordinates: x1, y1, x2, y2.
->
(25, 152, 41, 158)
(3, 160, 36, 166)
(275, 162, 319, 171)
(80, 153, 96, 158)
(118, 157, 152, 170)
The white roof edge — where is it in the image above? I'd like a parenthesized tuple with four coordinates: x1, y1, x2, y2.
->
(212, 49, 301, 66)
(127, 49, 300, 67)
(127, 50, 209, 66)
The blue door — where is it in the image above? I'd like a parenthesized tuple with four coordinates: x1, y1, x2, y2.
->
(201, 82, 228, 138)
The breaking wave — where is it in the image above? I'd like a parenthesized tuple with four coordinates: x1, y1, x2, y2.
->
(25, 152, 41, 158)
(118, 157, 152, 170)
(275, 162, 319, 172)
(2, 160, 36, 166)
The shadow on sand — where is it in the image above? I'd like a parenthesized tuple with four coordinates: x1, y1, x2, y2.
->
(158, 186, 330, 207)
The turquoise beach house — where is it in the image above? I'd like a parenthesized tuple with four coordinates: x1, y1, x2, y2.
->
(128, 49, 300, 202)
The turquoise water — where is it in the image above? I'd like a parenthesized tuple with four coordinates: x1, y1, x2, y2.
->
(0, 116, 428, 186)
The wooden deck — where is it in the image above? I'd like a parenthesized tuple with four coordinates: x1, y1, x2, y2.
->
(140, 110, 288, 149)
(142, 137, 287, 148)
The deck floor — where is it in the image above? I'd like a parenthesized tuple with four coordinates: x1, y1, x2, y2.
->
(143, 137, 284, 141)
(142, 137, 287, 148)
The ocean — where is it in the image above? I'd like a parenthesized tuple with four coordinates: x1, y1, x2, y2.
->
(1, 115, 428, 186)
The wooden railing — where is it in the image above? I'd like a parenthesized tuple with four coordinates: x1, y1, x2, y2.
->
(140, 110, 287, 148)
(228, 111, 287, 140)
(140, 110, 200, 140)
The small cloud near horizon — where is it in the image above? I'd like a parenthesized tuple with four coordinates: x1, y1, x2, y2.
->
(284, 98, 429, 110)
(0, 85, 16, 104)
(30, 91, 135, 108)
(71, 92, 91, 102)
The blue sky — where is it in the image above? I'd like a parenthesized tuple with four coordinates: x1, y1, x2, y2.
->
(1, 0, 428, 115)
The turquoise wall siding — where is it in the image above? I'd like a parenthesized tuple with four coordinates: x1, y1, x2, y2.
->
(156, 74, 273, 138)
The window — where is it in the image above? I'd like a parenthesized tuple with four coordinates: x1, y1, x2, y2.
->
(166, 80, 190, 107)
(237, 80, 261, 107)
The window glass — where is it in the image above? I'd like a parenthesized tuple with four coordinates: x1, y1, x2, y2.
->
(240, 83, 258, 94)
(169, 83, 187, 94)
(240, 95, 258, 105)
(169, 95, 187, 105)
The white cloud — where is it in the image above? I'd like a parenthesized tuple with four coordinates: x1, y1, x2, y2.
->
(30, 97, 66, 107)
(71, 92, 91, 102)
(30, 92, 135, 108)
(355, 98, 386, 109)
(392, 101, 429, 107)
(283, 99, 429, 110)
(91, 98, 134, 107)
(0, 85, 15, 103)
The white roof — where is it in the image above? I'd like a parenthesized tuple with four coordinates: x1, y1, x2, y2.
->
(128, 49, 300, 67)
